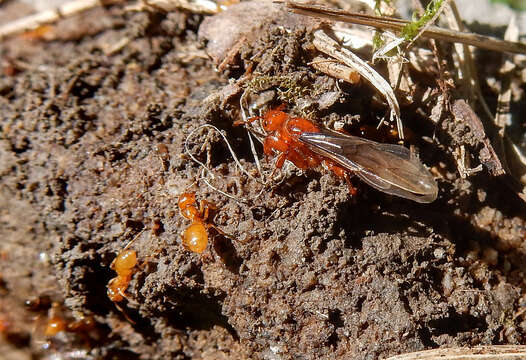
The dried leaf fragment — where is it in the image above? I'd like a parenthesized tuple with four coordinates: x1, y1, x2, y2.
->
(451, 100, 505, 176)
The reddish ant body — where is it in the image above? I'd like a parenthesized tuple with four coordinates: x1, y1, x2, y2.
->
(178, 192, 220, 253)
(253, 105, 354, 184)
(246, 106, 438, 203)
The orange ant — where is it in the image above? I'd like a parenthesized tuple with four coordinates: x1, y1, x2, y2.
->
(178, 192, 222, 254)
(44, 302, 67, 337)
(243, 105, 354, 186)
(241, 105, 437, 202)
(37, 301, 99, 359)
(107, 230, 144, 306)
(43, 302, 95, 337)
(106, 249, 137, 303)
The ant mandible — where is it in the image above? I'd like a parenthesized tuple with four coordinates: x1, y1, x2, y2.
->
(178, 192, 222, 254)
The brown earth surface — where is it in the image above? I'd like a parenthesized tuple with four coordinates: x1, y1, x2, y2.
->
(0, 1, 525, 359)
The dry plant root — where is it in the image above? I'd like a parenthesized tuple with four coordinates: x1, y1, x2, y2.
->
(184, 123, 268, 203)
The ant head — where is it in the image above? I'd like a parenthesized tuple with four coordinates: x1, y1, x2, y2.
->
(262, 105, 288, 131)
(178, 192, 196, 207)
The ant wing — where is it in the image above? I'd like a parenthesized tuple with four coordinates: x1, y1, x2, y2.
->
(298, 130, 438, 203)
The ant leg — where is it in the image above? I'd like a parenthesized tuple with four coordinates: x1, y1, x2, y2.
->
(113, 302, 136, 324)
(275, 153, 286, 169)
(138, 251, 158, 270)
(123, 228, 146, 251)
(263, 153, 285, 182)
(208, 223, 229, 237)
(343, 172, 358, 197)
(275, 103, 286, 112)
(199, 200, 217, 222)
(136, 222, 169, 268)
(117, 287, 128, 300)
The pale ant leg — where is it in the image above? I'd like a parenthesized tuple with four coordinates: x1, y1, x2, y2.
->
(113, 302, 135, 325)
(260, 154, 289, 186)
(201, 252, 215, 264)
(137, 250, 158, 271)
(116, 287, 130, 302)
(197, 200, 232, 238)
(122, 228, 145, 251)
(275, 153, 287, 169)
(208, 223, 229, 238)
(198, 200, 216, 222)
(198, 200, 236, 242)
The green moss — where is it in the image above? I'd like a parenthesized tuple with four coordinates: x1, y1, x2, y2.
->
(491, 0, 526, 10)
(401, 0, 445, 41)
(246, 75, 310, 103)
(373, 31, 386, 51)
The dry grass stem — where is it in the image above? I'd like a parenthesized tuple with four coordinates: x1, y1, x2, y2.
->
(313, 29, 403, 138)
(0, 0, 118, 40)
(495, 16, 519, 132)
(385, 345, 526, 360)
(445, 1, 493, 120)
(496, 17, 526, 201)
(126, 0, 223, 14)
(310, 56, 361, 84)
(284, 1, 526, 55)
